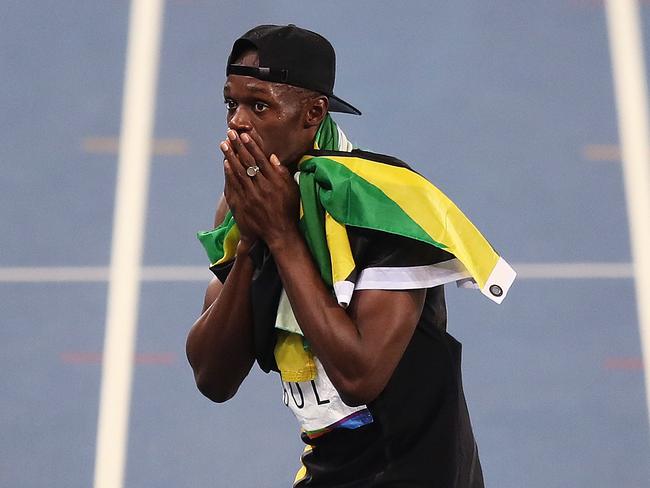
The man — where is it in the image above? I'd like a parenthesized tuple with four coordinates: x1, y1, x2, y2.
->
(186, 24, 515, 487)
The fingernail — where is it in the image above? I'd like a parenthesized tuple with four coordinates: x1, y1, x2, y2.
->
(240, 133, 250, 143)
(220, 141, 229, 151)
(270, 154, 281, 166)
(227, 130, 237, 141)
(223, 159, 229, 167)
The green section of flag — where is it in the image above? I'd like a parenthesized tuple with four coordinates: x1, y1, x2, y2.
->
(196, 211, 235, 265)
(299, 156, 446, 250)
(314, 114, 339, 150)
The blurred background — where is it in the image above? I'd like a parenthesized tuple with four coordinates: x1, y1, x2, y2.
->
(2, 0, 650, 486)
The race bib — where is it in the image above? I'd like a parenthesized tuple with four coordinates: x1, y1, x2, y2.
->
(281, 357, 372, 434)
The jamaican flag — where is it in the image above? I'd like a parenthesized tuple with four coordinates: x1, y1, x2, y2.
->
(197, 114, 515, 305)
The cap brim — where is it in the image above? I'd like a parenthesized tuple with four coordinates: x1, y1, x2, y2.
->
(328, 94, 362, 115)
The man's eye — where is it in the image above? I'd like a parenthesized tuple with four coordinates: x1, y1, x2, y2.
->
(253, 102, 268, 113)
(224, 100, 237, 110)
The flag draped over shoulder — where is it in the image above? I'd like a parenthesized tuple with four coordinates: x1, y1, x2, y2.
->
(197, 114, 515, 305)
(197, 115, 515, 387)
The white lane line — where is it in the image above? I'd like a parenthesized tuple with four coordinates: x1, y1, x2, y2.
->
(140, 265, 210, 281)
(83, 137, 188, 156)
(0, 263, 635, 282)
(0, 266, 110, 282)
(93, 2, 164, 488)
(605, 0, 650, 429)
(513, 262, 632, 279)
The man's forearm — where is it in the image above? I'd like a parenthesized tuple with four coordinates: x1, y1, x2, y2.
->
(267, 229, 380, 404)
(268, 228, 424, 406)
(186, 243, 256, 402)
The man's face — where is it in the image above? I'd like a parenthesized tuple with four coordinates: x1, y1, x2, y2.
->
(223, 51, 310, 166)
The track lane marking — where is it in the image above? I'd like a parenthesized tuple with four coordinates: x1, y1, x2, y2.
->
(93, 2, 165, 488)
(0, 263, 635, 282)
(605, 0, 650, 429)
(582, 144, 621, 161)
(61, 352, 176, 365)
(83, 137, 188, 156)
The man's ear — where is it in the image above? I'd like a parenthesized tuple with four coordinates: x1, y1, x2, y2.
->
(304, 96, 329, 128)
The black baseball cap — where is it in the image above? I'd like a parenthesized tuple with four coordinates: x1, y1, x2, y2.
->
(226, 24, 361, 116)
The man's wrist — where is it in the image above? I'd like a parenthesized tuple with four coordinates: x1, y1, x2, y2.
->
(235, 238, 257, 258)
(265, 227, 302, 255)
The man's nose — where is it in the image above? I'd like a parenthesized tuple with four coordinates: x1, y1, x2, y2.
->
(227, 107, 252, 133)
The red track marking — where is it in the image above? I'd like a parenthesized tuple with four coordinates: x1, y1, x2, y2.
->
(61, 352, 176, 365)
(604, 357, 644, 370)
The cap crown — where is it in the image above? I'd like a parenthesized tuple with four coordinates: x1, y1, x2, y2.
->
(229, 24, 335, 95)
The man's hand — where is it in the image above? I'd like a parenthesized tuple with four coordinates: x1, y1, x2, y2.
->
(219, 129, 301, 246)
